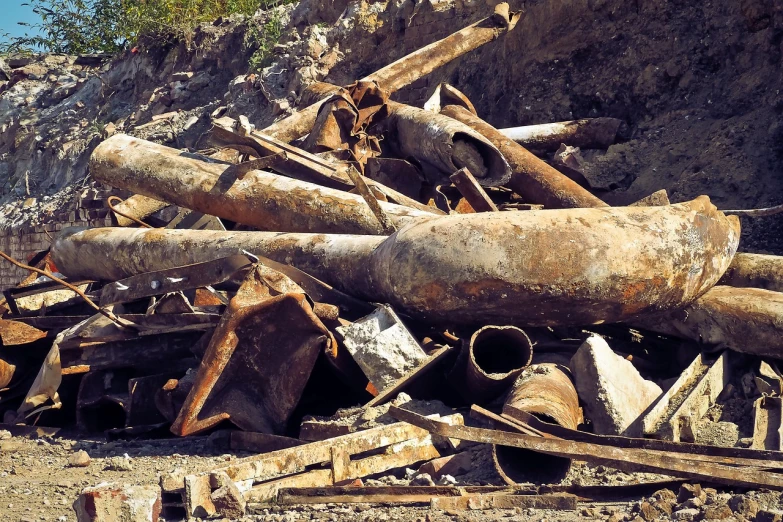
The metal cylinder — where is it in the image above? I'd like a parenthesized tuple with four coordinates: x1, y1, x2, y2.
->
(452, 326, 533, 403)
(718, 253, 783, 292)
(493, 364, 580, 484)
(51, 196, 740, 326)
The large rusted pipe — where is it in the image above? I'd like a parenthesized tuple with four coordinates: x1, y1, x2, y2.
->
(499, 118, 623, 152)
(493, 363, 580, 484)
(383, 101, 512, 186)
(262, 4, 519, 143)
(51, 197, 740, 326)
(90, 134, 433, 235)
(440, 105, 608, 209)
(0, 358, 15, 389)
(450, 326, 533, 403)
(718, 253, 783, 292)
(634, 286, 783, 359)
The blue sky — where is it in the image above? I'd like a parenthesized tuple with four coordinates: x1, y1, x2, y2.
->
(1, 2, 43, 40)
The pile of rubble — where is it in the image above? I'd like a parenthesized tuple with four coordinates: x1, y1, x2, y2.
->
(3, 5, 783, 521)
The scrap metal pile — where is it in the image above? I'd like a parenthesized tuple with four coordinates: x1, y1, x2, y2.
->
(4, 4, 783, 520)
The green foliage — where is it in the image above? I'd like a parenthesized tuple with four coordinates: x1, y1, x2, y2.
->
(1, 0, 280, 55)
(245, 9, 284, 73)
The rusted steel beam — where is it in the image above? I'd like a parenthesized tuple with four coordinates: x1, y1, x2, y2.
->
(91, 134, 435, 235)
(492, 364, 580, 485)
(450, 326, 532, 403)
(384, 101, 512, 186)
(0, 319, 47, 346)
(718, 252, 783, 292)
(634, 286, 783, 359)
(752, 396, 783, 451)
(389, 406, 783, 490)
(261, 3, 519, 143)
(52, 196, 739, 326)
(498, 118, 623, 152)
(449, 168, 498, 211)
(440, 105, 608, 209)
(431, 493, 578, 511)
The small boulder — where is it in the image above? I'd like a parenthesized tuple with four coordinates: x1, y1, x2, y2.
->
(211, 479, 246, 519)
(569, 336, 662, 435)
(68, 450, 91, 468)
(728, 495, 759, 519)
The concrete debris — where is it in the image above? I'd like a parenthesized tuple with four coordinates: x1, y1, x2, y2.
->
(73, 483, 161, 522)
(570, 336, 662, 436)
(0, 2, 781, 520)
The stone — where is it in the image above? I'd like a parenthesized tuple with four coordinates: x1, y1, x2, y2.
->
(677, 484, 706, 504)
(672, 508, 700, 521)
(569, 336, 663, 435)
(652, 489, 677, 502)
(678, 497, 703, 510)
(0, 430, 11, 440)
(702, 504, 733, 520)
(73, 483, 161, 522)
(211, 479, 246, 519)
(105, 455, 133, 471)
(171, 71, 194, 82)
(417, 452, 472, 479)
(68, 450, 91, 468)
(728, 495, 759, 519)
(652, 499, 674, 516)
(637, 501, 659, 521)
(410, 473, 435, 486)
(187, 72, 212, 92)
(757, 509, 783, 522)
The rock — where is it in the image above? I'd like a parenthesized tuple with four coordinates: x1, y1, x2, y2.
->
(678, 497, 703, 510)
(73, 483, 161, 522)
(757, 509, 783, 522)
(702, 504, 733, 520)
(677, 484, 706, 504)
(569, 336, 663, 435)
(171, 71, 194, 82)
(410, 473, 435, 486)
(271, 98, 290, 116)
(652, 489, 677, 502)
(105, 455, 133, 471)
(0, 58, 11, 81)
(68, 450, 91, 467)
(672, 508, 700, 521)
(653, 499, 674, 516)
(211, 479, 246, 518)
(728, 495, 759, 519)
(182, 115, 199, 131)
(417, 452, 472, 479)
(0, 430, 11, 440)
(187, 72, 212, 92)
(637, 501, 659, 521)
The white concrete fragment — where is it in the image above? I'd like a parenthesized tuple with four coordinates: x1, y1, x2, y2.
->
(73, 483, 161, 522)
(336, 305, 427, 392)
(569, 335, 662, 436)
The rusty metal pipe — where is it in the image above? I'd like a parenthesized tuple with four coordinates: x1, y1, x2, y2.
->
(51, 196, 740, 326)
(384, 101, 512, 186)
(493, 363, 580, 484)
(499, 118, 623, 152)
(262, 3, 519, 143)
(440, 105, 608, 209)
(634, 286, 783, 359)
(0, 358, 15, 389)
(718, 253, 783, 292)
(90, 134, 433, 235)
(451, 326, 532, 403)
(110, 194, 168, 227)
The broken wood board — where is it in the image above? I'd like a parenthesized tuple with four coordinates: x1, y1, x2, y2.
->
(641, 350, 731, 441)
(389, 406, 783, 489)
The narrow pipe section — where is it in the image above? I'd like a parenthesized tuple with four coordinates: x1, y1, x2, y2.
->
(110, 193, 168, 227)
(90, 134, 433, 235)
(499, 118, 623, 152)
(493, 363, 580, 484)
(452, 326, 533, 403)
(718, 253, 783, 292)
(261, 3, 519, 143)
(440, 105, 608, 209)
(51, 197, 740, 326)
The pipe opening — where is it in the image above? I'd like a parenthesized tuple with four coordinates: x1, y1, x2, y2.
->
(493, 444, 572, 484)
(471, 327, 533, 377)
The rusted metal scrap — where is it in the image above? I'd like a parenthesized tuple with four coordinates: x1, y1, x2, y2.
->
(260, 3, 520, 143)
(389, 406, 783, 490)
(170, 263, 333, 436)
(718, 252, 783, 292)
(449, 326, 532, 404)
(493, 364, 580, 485)
(90, 134, 434, 235)
(440, 104, 608, 209)
(498, 118, 624, 152)
(634, 286, 783, 359)
(52, 196, 740, 326)
(752, 396, 783, 451)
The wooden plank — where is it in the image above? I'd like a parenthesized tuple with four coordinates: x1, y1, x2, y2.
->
(390, 406, 783, 490)
(366, 345, 454, 408)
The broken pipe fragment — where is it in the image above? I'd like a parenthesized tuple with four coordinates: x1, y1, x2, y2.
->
(52, 196, 740, 326)
(499, 118, 624, 152)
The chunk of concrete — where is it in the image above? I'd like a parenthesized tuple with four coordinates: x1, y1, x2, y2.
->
(211, 479, 246, 519)
(73, 483, 161, 522)
(569, 336, 662, 436)
(336, 305, 427, 392)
